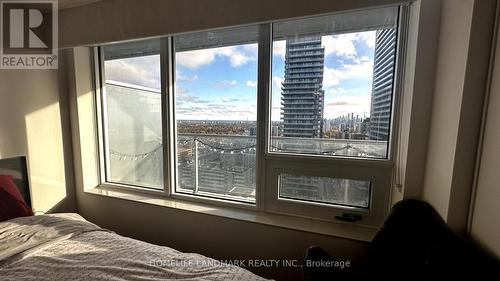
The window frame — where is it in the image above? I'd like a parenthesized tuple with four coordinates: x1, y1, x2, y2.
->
(262, 6, 408, 225)
(93, 4, 409, 227)
(169, 27, 260, 207)
(95, 42, 166, 193)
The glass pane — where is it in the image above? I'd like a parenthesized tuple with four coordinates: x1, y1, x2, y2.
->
(174, 26, 258, 202)
(270, 7, 398, 159)
(102, 39, 163, 189)
(279, 173, 371, 208)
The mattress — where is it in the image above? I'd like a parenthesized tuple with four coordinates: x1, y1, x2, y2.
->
(0, 213, 269, 281)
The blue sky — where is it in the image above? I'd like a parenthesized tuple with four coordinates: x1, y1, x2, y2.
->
(105, 31, 376, 121)
(174, 44, 258, 120)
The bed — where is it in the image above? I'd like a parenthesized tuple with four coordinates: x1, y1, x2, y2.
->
(0, 213, 269, 281)
(0, 157, 269, 281)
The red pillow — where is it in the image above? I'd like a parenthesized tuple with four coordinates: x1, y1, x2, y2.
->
(0, 175, 34, 222)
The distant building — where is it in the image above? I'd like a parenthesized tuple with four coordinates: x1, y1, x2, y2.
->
(249, 126, 257, 136)
(323, 118, 331, 133)
(369, 28, 397, 141)
(281, 36, 325, 138)
(271, 125, 280, 137)
(360, 118, 370, 137)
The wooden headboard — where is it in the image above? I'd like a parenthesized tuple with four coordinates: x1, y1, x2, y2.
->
(0, 156, 31, 207)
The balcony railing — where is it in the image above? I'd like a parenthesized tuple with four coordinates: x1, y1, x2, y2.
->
(174, 133, 387, 196)
(105, 82, 387, 203)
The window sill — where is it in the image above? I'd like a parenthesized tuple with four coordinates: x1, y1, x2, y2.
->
(86, 185, 378, 242)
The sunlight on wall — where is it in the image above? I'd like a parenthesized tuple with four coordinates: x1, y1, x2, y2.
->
(73, 47, 100, 192)
(76, 89, 100, 191)
(25, 102, 66, 212)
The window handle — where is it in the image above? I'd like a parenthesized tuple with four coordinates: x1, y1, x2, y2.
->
(335, 213, 362, 222)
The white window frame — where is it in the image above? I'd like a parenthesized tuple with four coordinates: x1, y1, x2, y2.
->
(169, 27, 261, 207)
(261, 7, 409, 226)
(94, 43, 168, 195)
(93, 4, 409, 228)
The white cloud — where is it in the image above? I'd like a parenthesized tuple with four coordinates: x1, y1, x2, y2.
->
(228, 52, 253, 67)
(273, 40, 286, 59)
(176, 49, 217, 69)
(176, 73, 199, 81)
(176, 101, 256, 120)
(221, 97, 239, 102)
(176, 45, 256, 69)
(177, 95, 210, 104)
(339, 59, 374, 78)
(353, 56, 371, 64)
(324, 95, 371, 119)
(272, 76, 284, 89)
(246, 80, 257, 88)
(322, 35, 357, 59)
(323, 59, 374, 88)
(271, 106, 282, 121)
(322, 31, 376, 59)
(274, 32, 375, 60)
(242, 44, 258, 57)
(175, 86, 190, 94)
(105, 55, 160, 90)
(327, 87, 346, 95)
(357, 31, 376, 48)
(214, 80, 237, 89)
(323, 67, 343, 87)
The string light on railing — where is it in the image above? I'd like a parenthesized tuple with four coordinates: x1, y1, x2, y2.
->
(110, 143, 162, 161)
(110, 138, 373, 160)
(184, 137, 257, 153)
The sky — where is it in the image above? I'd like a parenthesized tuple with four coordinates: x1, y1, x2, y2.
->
(105, 30, 376, 121)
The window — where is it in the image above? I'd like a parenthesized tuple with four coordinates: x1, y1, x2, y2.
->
(270, 9, 397, 159)
(94, 5, 405, 227)
(173, 26, 259, 202)
(264, 7, 399, 223)
(100, 39, 163, 189)
(279, 174, 371, 208)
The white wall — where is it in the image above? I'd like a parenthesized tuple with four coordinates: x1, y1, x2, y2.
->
(422, 0, 496, 233)
(470, 12, 500, 257)
(0, 67, 75, 213)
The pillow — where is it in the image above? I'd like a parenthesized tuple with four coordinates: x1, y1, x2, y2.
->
(0, 175, 34, 222)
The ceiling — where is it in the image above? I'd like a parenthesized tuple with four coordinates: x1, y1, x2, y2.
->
(58, 0, 103, 10)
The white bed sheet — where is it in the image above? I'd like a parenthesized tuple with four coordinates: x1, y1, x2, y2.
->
(0, 213, 270, 281)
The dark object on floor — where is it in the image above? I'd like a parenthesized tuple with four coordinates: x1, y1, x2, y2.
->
(303, 246, 355, 281)
(303, 199, 500, 281)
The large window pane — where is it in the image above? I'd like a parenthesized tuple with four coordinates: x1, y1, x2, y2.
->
(174, 26, 258, 202)
(102, 39, 163, 189)
(270, 7, 398, 159)
(279, 173, 371, 208)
